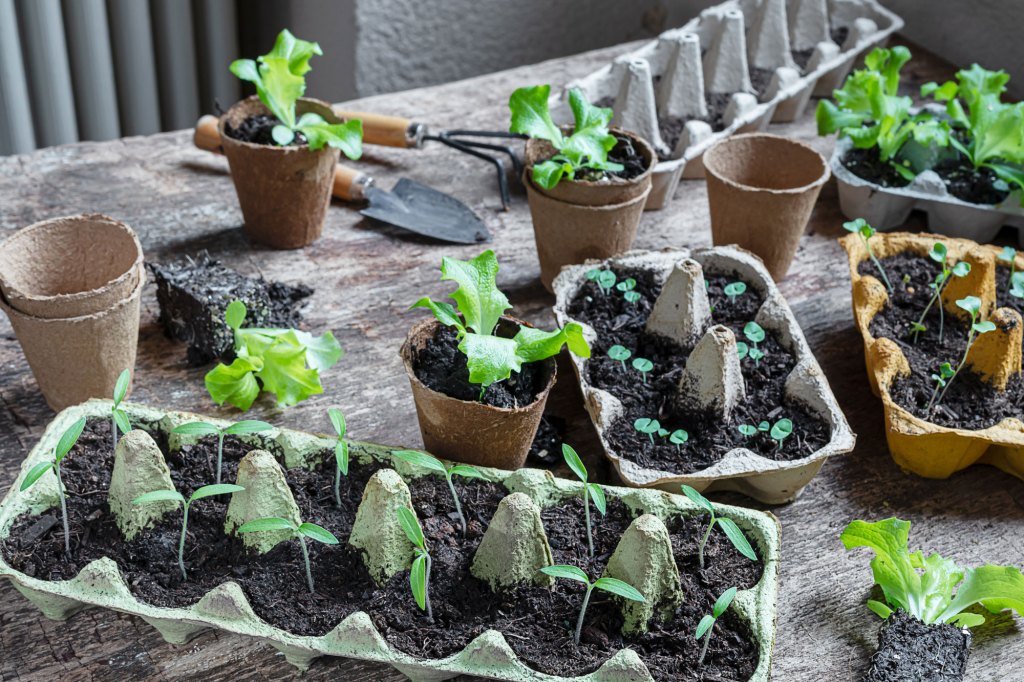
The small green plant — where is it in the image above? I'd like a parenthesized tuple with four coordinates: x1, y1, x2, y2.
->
(1012, 272, 1024, 299)
(20, 417, 87, 557)
(391, 450, 484, 535)
(737, 424, 757, 437)
(327, 408, 349, 507)
(509, 85, 623, 189)
(930, 296, 996, 411)
(172, 419, 273, 484)
(631, 357, 653, 383)
(910, 242, 971, 343)
(842, 517, 1024, 628)
(669, 429, 689, 451)
(237, 516, 338, 593)
(844, 219, 893, 292)
(607, 344, 631, 370)
(110, 368, 131, 450)
(769, 418, 793, 449)
(1000, 247, 1024, 299)
(623, 291, 641, 304)
(133, 484, 244, 581)
(596, 270, 616, 296)
(205, 300, 343, 411)
(230, 29, 363, 154)
(562, 444, 607, 559)
(743, 322, 766, 366)
(696, 587, 738, 666)
(616, 278, 636, 294)
(539, 565, 645, 646)
(397, 507, 433, 621)
(926, 362, 956, 413)
(412, 251, 590, 400)
(723, 282, 747, 304)
(681, 485, 757, 570)
(634, 417, 661, 444)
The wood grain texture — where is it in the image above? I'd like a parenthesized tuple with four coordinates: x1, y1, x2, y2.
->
(2, 37, 1023, 681)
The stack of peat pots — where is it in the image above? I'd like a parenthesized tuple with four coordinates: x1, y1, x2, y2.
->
(0, 214, 143, 409)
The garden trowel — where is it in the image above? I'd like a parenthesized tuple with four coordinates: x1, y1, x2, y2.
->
(194, 116, 490, 244)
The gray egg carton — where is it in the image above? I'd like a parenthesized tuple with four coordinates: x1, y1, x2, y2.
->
(552, 247, 855, 504)
(832, 137, 1024, 246)
(0, 399, 781, 682)
(553, 0, 902, 210)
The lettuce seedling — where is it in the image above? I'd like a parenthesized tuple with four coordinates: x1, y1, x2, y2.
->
(845, 219, 893, 293)
(607, 344, 631, 371)
(561, 444, 606, 559)
(669, 429, 689, 451)
(539, 565, 645, 646)
(910, 242, 971, 343)
(133, 484, 243, 581)
(20, 417, 87, 556)
(634, 417, 661, 444)
(841, 517, 1024, 628)
(391, 449, 484, 535)
(926, 362, 956, 413)
(237, 516, 338, 592)
(327, 408, 349, 507)
(696, 586, 738, 666)
(931, 296, 996, 412)
(397, 507, 433, 621)
(205, 300, 342, 411)
(509, 85, 623, 189)
(769, 419, 793, 449)
(110, 368, 131, 449)
(172, 419, 273, 484)
(616, 278, 637, 294)
(724, 282, 747, 304)
(1011, 272, 1024, 299)
(999, 247, 1024, 299)
(623, 291, 641, 304)
(743, 322, 766, 366)
(631, 357, 653, 384)
(681, 485, 757, 570)
(411, 251, 590, 399)
(230, 29, 363, 154)
(737, 424, 757, 437)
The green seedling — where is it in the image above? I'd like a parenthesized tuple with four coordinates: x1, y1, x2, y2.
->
(539, 565, 645, 646)
(110, 368, 131, 450)
(758, 420, 770, 432)
(931, 296, 996, 411)
(623, 291, 641, 304)
(1012, 272, 1024, 299)
(230, 29, 363, 154)
(562, 444, 607, 559)
(724, 282, 747, 304)
(736, 342, 749, 360)
(607, 344, 631, 371)
(327, 408, 349, 507)
(696, 587, 738, 666)
(391, 450, 484, 535)
(237, 516, 338, 593)
(681, 485, 757, 570)
(669, 429, 689, 452)
(412, 251, 589, 400)
(999, 246, 1017, 281)
(133, 484, 244, 581)
(634, 417, 661, 444)
(596, 270, 617, 296)
(743, 322, 766, 366)
(769, 418, 793, 449)
(172, 419, 273, 484)
(910, 242, 971, 343)
(845, 219, 893, 293)
(20, 417, 87, 557)
(632, 357, 653, 384)
(397, 507, 433, 621)
(737, 424, 757, 437)
(926, 362, 956, 413)
(616, 278, 636, 293)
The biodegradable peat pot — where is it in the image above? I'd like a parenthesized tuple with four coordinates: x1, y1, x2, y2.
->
(218, 96, 341, 249)
(400, 317, 555, 469)
(704, 133, 829, 281)
(841, 231, 1024, 480)
(523, 128, 655, 292)
(0, 214, 143, 319)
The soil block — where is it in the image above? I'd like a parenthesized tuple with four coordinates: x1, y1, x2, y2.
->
(863, 610, 971, 682)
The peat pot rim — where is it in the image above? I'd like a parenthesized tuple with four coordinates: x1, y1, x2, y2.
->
(0, 269, 146, 326)
(703, 133, 831, 196)
(217, 95, 342, 154)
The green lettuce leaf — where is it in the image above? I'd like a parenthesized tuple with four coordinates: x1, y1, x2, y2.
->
(440, 250, 510, 336)
(296, 112, 363, 157)
(508, 84, 564, 146)
(205, 355, 263, 411)
(460, 333, 521, 389)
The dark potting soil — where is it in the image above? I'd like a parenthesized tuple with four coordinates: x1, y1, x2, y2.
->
(566, 267, 831, 474)
(933, 157, 1011, 205)
(841, 146, 913, 188)
(860, 253, 1024, 429)
(574, 133, 650, 182)
(412, 323, 548, 408)
(149, 251, 313, 366)
(527, 415, 567, 466)
(863, 610, 971, 682)
(749, 68, 775, 100)
(224, 113, 307, 146)
(2, 420, 763, 680)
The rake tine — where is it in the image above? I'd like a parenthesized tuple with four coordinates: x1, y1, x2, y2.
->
(426, 135, 513, 211)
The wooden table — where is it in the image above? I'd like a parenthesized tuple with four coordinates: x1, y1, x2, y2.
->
(2, 37, 1023, 682)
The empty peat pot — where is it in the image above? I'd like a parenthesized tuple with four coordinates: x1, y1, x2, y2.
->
(703, 133, 829, 281)
(401, 317, 556, 469)
(219, 95, 341, 249)
(523, 128, 654, 292)
(0, 214, 142, 410)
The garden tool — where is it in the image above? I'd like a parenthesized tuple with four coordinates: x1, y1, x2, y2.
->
(194, 116, 490, 244)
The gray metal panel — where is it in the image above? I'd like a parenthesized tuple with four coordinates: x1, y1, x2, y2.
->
(151, 0, 200, 130)
(62, 0, 121, 141)
(107, 0, 161, 135)
(0, 0, 37, 154)
(15, 0, 79, 147)
(192, 0, 240, 114)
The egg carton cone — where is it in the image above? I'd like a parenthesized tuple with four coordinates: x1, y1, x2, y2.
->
(552, 0, 903, 210)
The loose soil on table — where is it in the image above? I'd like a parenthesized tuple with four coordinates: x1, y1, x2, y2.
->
(566, 267, 831, 474)
(864, 610, 971, 682)
(841, 147, 913, 188)
(860, 253, 1024, 429)
(2, 419, 763, 680)
(224, 114, 307, 147)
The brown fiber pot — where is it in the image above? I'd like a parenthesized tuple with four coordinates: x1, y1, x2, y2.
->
(703, 133, 829, 281)
(219, 96, 341, 249)
(401, 317, 556, 469)
(524, 129, 655, 292)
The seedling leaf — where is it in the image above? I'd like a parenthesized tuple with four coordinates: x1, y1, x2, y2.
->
(695, 614, 715, 639)
(539, 565, 589, 584)
(718, 517, 758, 561)
(132, 489, 185, 506)
(396, 507, 426, 549)
(20, 462, 55, 491)
(238, 517, 296, 533)
(562, 443, 588, 482)
(588, 483, 607, 515)
(191, 483, 244, 502)
(56, 417, 87, 461)
(680, 484, 715, 513)
(712, 586, 737, 617)
(298, 522, 340, 545)
(391, 449, 447, 474)
(593, 577, 646, 602)
(113, 369, 131, 405)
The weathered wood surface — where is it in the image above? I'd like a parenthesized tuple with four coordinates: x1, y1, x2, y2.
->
(2, 37, 1023, 682)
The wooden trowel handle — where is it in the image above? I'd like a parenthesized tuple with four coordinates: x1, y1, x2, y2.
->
(333, 109, 426, 148)
(193, 115, 373, 202)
